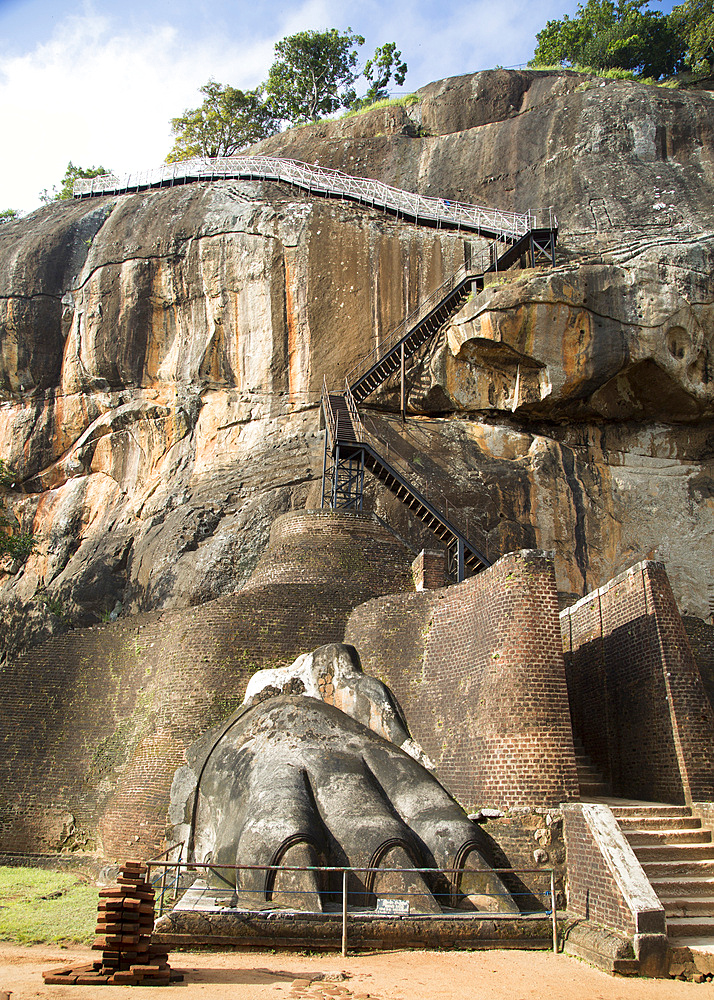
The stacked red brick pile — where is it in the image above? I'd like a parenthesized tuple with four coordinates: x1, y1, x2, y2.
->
(43, 861, 181, 986)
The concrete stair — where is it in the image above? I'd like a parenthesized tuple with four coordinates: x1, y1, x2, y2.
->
(611, 804, 714, 946)
(572, 738, 611, 798)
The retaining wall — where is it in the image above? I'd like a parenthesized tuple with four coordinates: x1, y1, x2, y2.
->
(561, 561, 714, 803)
(345, 549, 580, 810)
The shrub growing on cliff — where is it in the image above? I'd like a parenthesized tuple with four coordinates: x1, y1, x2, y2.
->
(0, 459, 33, 562)
(530, 0, 686, 79)
(266, 28, 365, 123)
(351, 42, 408, 110)
(671, 0, 714, 71)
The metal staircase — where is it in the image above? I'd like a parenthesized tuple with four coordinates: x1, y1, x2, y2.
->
(321, 384, 489, 581)
(320, 206, 557, 580)
(347, 230, 554, 406)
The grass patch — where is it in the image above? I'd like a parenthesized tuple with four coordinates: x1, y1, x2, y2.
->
(342, 93, 418, 119)
(0, 866, 97, 945)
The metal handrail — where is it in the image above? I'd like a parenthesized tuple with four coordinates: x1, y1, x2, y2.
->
(143, 856, 559, 955)
(356, 411, 486, 558)
(345, 234, 511, 391)
(343, 383, 365, 443)
(72, 155, 552, 240)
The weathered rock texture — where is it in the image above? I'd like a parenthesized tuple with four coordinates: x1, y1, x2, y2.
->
(1, 68, 713, 653)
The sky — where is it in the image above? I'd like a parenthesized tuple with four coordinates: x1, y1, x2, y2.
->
(0, 0, 680, 212)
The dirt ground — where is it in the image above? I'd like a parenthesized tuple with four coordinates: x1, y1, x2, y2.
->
(0, 943, 706, 1000)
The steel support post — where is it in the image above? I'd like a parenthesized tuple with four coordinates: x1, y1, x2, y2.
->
(320, 430, 328, 508)
(457, 538, 465, 582)
(401, 342, 406, 423)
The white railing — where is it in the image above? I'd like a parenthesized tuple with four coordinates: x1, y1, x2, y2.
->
(73, 155, 555, 240)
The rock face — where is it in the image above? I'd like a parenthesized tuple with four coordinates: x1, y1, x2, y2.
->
(0, 68, 713, 653)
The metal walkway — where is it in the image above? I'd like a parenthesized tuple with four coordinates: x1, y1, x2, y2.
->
(321, 384, 490, 581)
(73, 155, 556, 242)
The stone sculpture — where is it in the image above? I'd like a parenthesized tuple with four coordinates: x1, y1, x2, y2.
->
(169, 643, 517, 914)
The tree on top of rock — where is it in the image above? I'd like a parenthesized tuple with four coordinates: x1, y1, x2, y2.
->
(40, 162, 110, 204)
(266, 28, 365, 124)
(530, 0, 686, 79)
(166, 81, 277, 162)
(353, 42, 408, 110)
(671, 0, 714, 71)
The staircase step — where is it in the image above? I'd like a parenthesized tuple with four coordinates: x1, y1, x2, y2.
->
(666, 916, 714, 938)
(635, 844, 714, 863)
(610, 806, 691, 818)
(579, 782, 610, 796)
(617, 815, 700, 830)
(626, 830, 712, 847)
(650, 877, 714, 897)
(661, 896, 714, 917)
(642, 861, 714, 878)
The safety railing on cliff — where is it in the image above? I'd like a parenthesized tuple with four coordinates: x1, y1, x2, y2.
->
(72, 155, 556, 241)
(345, 233, 526, 402)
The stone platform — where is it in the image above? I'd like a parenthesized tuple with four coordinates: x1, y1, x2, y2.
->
(153, 882, 556, 952)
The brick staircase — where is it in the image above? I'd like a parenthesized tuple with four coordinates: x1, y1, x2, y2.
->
(612, 804, 714, 947)
(572, 738, 611, 799)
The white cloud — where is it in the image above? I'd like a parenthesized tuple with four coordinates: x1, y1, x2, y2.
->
(0, 0, 612, 211)
(0, 10, 276, 210)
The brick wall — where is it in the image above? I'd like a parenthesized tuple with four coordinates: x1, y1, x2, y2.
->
(0, 582, 382, 859)
(411, 550, 446, 591)
(561, 560, 714, 803)
(245, 510, 414, 596)
(1, 509, 417, 859)
(563, 806, 637, 936)
(346, 549, 580, 810)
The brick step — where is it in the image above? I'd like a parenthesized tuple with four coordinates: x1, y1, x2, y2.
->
(666, 916, 714, 938)
(634, 844, 714, 863)
(616, 815, 701, 831)
(650, 877, 714, 897)
(610, 806, 691, 818)
(625, 829, 712, 847)
(661, 896, 714, 917)
(642, 861, 714, 879)
(579, 782, 611, 796)
(576, 767, 606, 783)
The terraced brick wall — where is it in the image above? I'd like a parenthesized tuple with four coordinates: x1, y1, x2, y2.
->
(346, 549, 580, 810)
(561, 560, 714, 804)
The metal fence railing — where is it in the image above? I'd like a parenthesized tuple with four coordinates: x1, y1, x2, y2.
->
(72, 155, 554, 241)
(145, 857, 559, 956)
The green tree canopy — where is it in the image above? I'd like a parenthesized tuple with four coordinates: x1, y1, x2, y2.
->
(40, 162, 109, 204)
(671, 0, 714, 70)
(266, 28, 365, 124)
(0, 209, 21, 224)
(166, 81, 277, 162)
(530, 0, 686, 78)
(356, 42, 408, 108)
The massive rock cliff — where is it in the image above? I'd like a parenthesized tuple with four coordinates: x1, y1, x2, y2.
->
(1, 68, 713, 654)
